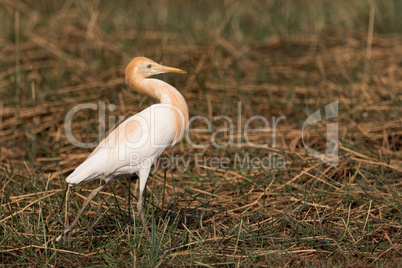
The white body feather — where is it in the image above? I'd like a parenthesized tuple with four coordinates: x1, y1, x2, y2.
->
(66, 104, 177, 186)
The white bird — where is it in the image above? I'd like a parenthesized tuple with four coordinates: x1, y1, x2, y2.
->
(57, 57, 189, 241)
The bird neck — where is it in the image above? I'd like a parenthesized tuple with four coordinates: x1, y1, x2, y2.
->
(128, 76, 189, 145)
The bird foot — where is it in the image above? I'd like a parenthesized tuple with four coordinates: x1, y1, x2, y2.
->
(56, 225, 75, 242)
(55, 213, 75, 242)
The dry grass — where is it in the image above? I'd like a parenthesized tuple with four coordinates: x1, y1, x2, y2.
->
(1, 0, 401, 267)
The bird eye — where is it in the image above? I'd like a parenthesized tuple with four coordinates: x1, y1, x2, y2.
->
(146, 64, 152, 69)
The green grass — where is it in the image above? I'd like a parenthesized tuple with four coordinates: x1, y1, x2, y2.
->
(1, 0, 401, 267)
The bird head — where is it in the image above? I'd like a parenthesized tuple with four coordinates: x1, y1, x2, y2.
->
(125, 57, 186, 83)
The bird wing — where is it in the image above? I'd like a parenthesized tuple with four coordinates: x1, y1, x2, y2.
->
(66, 104, 177, 185)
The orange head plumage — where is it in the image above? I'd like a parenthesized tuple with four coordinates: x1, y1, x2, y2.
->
(125, 57, 185, 83)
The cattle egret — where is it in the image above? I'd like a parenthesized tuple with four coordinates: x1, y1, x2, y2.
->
(57, 57, 189, 241)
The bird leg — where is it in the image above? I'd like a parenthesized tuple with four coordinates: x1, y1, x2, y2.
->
(56, 183, 107, 242)
(137, 187, 152, 239)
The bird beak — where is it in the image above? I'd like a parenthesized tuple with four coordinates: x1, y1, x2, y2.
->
(155, 64, 186, 74)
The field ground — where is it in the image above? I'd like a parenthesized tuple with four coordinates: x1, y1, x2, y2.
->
(0, 0, 401, 267)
